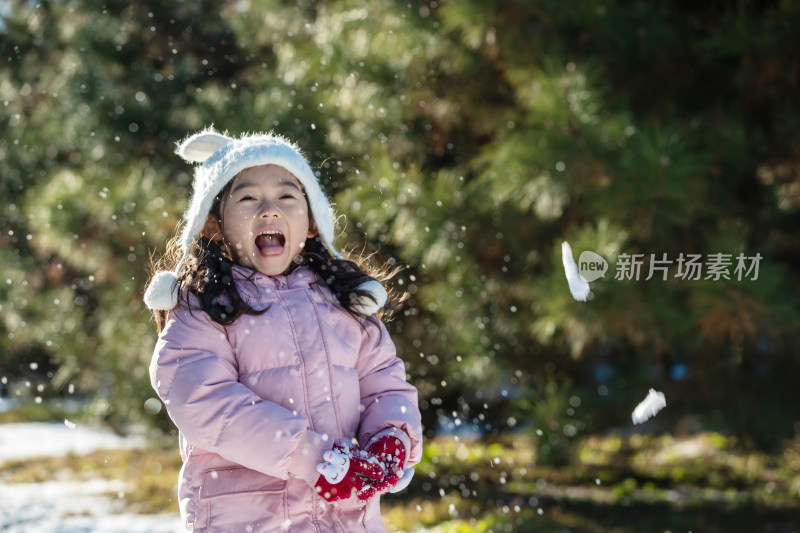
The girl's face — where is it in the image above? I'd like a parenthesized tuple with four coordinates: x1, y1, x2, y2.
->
(204, 164, 317, 276)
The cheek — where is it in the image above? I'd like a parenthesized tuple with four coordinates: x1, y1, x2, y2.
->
(293, 208, 310, 225)
(221, 209, 251, 235)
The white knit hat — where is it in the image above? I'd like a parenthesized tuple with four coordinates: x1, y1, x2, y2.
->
(144, 127, 386, 314)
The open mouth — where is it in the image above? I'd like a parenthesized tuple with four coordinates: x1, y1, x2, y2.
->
(255, 230, 286, 256)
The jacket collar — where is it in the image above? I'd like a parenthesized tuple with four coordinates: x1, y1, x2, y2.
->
(231, 264, 316, 290)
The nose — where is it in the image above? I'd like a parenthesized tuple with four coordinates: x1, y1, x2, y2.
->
(259, 200, 280, 219)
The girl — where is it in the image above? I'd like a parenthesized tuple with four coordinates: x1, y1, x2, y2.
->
(144, 128, 423, 532)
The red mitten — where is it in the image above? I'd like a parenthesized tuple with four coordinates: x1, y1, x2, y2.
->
(365, 436, 407, 494)
(314, 441, 386, 503)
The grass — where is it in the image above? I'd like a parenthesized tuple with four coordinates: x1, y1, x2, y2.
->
(0, 438, 183, 514)
(2, 430, 799, 531)
(384, 432, 800, 532)
(0, 400, 85, 424)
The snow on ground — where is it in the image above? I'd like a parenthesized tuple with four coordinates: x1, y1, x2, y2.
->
(0, 421, 144, 462)
(0, 421, 183, 533)
(0, 480, 183, 533)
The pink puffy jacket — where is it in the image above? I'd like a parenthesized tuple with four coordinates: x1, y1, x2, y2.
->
(150, 265, 423, 532)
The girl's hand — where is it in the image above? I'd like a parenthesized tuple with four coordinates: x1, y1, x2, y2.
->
(365, 436, 407, 494)
(314, 441, 385, 503)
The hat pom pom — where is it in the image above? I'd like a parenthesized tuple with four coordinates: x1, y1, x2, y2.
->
(352, 280, 388, 316)
(144, 271, 180, 311)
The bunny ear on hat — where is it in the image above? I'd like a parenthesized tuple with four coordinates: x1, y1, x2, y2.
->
(176, 129, 233, 163)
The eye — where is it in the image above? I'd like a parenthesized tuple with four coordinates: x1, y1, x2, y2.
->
(239, 195, 256, 202)
(279, 190, 302, 200)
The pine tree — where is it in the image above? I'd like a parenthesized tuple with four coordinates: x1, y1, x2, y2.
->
(0, 0, 798, 450)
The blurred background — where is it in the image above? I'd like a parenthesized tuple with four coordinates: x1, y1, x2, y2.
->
(1, 0, 799, 531)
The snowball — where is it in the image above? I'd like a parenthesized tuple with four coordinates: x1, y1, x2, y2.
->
(561, 241, 590, 301)
(631, 388, 667, 424)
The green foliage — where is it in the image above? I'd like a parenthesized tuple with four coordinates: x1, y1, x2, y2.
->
(0, 0, 798, 454)
(515, 377, 586, 466)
